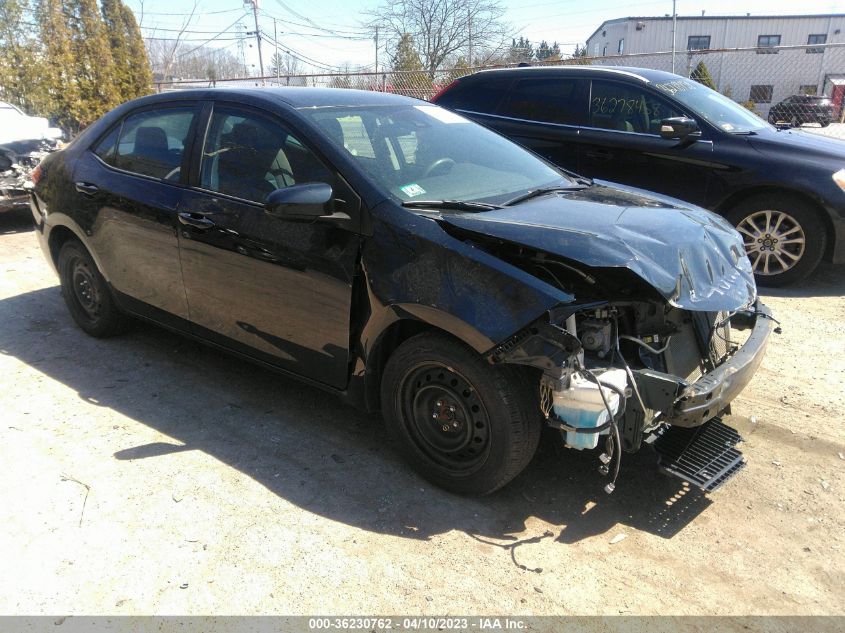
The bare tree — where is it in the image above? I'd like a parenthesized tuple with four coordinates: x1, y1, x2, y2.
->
(367, 0, 509, 75)
(141, 1, 198, 79)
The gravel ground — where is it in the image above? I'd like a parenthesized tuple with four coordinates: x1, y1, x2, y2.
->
(1, 208, 843, 617)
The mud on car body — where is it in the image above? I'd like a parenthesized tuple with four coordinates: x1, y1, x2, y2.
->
(29, 88, 773, 495)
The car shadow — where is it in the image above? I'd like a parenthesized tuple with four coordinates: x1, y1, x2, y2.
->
(0, 208, 34, 235)
(759, 262, 845, 299)
(0, 286, 711, 547)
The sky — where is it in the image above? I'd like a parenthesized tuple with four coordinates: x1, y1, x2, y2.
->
(126, 0, 845, 76)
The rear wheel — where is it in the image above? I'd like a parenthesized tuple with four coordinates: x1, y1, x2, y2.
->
(381, 332, 541, 495)
(726, 194, 826, 287)
(57, 240, 131, 337)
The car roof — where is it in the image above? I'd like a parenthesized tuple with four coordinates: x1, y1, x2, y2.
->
(466, 65, 682, 84)
(123, 87, 421, 111)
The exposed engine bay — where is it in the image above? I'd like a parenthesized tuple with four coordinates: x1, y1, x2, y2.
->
(0, 138, 59, 212)
(484, 244, 776, 496)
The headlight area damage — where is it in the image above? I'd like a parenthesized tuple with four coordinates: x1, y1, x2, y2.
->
(457, 225, 777, 495)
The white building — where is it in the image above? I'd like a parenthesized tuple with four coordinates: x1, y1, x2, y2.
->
(585, 14, 845, 117)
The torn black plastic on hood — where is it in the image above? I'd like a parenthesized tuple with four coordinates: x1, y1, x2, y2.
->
(438, 182, 756, 312)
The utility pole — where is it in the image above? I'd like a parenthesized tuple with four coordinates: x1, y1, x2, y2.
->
(374, 25, 379, 74)
(246, 0, 265, 85)
(468, 8, 473, 66)
(274, 17, 280, 84)
(671, 0, 677, 74)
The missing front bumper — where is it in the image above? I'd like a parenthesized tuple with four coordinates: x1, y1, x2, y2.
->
(632, 301, 773, 429)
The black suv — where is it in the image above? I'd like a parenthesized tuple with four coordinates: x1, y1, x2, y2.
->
(433, 66, 845, 286)
(768, 94, 835, 128)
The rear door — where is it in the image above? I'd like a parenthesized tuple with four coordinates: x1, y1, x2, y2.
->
(484, 76, 588, 173)
(578, 78, 712, 204)
(176, 102, 362, 388)
(71, 103, 200, 321)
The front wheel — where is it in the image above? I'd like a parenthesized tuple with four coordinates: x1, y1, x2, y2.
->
(726, 194, 826, 287)
(381, 332, 541, 495)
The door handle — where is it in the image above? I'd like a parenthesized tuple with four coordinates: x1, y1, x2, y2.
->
(75, 182, 99, 196)
(178, 211, 215, 229)
(585, 149, 613, 162)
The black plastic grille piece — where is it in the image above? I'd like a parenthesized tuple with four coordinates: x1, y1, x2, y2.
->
(652, 417, 746, 493)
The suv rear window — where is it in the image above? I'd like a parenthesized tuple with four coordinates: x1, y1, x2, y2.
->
(497, 78, 584, 125)
(435, 77, 512, 113)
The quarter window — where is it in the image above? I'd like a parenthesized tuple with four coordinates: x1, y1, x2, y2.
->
(200, 108, 332, 203)
(749, 85, 774, 103)
(92, 124, 120, 165)
(590, 80, 683, 134)
(113, 108, 195, 180)
(687, 35, 711, 50)
(807, 34, 826, 53)
(498, 78, 584, 125)
(757, 34, 781, 53)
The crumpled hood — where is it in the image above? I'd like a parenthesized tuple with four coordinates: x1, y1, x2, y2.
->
(439, 182, 756, 311)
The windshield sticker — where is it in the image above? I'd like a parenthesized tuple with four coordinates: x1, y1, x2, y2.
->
(654, 80, 694, 95)
(414, 105, 467, 124)
(400, 183, 426, 197)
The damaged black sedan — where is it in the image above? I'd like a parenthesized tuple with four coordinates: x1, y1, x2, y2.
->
(29, 89, 773, 495)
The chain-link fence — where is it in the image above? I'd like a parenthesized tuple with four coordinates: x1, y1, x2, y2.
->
(155, 43, 845, 139)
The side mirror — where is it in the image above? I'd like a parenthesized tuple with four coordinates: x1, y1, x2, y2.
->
(659, 117, 701, 141)
(265, 183, 333, 220)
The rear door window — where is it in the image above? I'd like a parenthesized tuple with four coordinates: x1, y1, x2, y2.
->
(589, 80, 684, 135)
(498, 78, 586, 125)
(113, 107, 196, 181)
(435, 77, 513, 113)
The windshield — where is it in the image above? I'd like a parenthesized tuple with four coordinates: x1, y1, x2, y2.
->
(653, 78, 770, 134)
(305, 104, 574, 205)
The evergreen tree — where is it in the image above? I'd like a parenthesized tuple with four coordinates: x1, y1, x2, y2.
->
(508, 36, 534, 63)
(392, 33, 423, 71)
(690, 60, 717, 90)
(120, 2, 152, 97)
(101, 0, 132, 99)
(536, 40, 561, 62)
(36, 0, 82, 129)
(0, 0, 47, 113)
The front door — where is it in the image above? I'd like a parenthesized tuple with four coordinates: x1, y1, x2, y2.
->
(177, 104, 361, 389)
(578, 78, 712, 205)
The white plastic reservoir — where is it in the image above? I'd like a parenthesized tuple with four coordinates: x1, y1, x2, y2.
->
(554, 369, 628, 450)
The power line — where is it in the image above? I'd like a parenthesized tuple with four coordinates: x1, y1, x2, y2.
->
(177, 13, 249, 58)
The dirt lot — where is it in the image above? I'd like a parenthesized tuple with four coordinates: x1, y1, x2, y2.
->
(0, 207, 843, 617)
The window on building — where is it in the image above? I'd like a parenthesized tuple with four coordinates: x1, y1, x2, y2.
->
(602, 44, 607, 56)
(749, 85, 774, 103)
(617, 38, 625, 54)
(757, 34, 781, 53)
(807, 34, 826, 54)
(799, 85, 818, 96)
(687, 35, 711, 51)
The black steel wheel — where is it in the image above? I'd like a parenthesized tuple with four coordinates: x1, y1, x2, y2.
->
(381, 332, 541, 495)
(57, 240, 131, 337)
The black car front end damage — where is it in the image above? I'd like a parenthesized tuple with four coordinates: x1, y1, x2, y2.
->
(435, 184, 775, 493)
(489, 295, 773, 493)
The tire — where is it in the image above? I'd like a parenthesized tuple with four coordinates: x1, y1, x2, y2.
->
(381, 332, 541, 495)
(725, 193, 827, 287)
(57, 239, 131, 337)
(820, 119, 831, 128)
